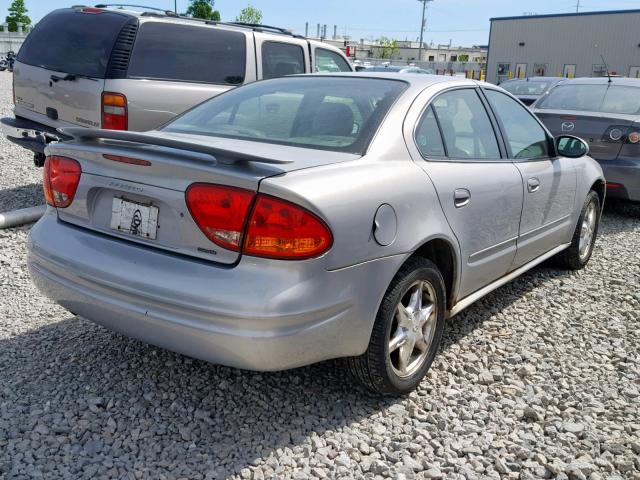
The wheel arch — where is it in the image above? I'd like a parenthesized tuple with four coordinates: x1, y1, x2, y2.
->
(408, 237, 459, 310)
(590, 179, 606, 209)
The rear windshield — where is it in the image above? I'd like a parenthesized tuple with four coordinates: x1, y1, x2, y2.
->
(127, 22, 246, 84)
(501, 80, 552, 96)
(164, 77, 407, 154)
(17, 9, 130, 78)
(537, 84, 640, 114)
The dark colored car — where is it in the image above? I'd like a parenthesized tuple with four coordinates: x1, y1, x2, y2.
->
(533, 77, 640, 204)
(500, 77, 564, 106)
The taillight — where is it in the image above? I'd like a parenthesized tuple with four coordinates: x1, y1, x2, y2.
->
(603, 126, 640, 144)
(185, 184, 333, 259)
(101, 92, 127, 130)
(43, 156, 82, 208)
(80, 7, 104, 13)
(103, 154, 151, 166)
(185, 184, 255, 251)
(244, 195, 333, 259)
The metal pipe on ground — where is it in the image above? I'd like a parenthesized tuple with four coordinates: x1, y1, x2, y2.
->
(0, 205, 46, 229)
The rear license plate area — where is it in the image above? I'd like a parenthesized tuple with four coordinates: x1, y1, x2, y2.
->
(110, 197, 159, 240)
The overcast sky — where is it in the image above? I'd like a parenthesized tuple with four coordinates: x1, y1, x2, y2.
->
(14, 0, 640, 46)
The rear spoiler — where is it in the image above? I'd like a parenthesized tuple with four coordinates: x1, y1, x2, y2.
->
(58, 128, 293, 165)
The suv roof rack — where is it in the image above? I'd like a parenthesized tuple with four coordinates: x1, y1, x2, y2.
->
(225, 22, 303, 37)
(93, 4, 176, 14)
(86, 5, 308, 38)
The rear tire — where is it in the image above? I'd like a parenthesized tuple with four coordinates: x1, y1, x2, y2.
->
(555, 190, 600, 270)
(347, 257, 446, 396)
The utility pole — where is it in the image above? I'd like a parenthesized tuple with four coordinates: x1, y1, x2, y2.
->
(174, 0, 177, 14)
(575, 0, 581, 13)
(417, 0, 434, 63)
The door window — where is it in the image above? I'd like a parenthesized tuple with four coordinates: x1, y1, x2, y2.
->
(430, 89, 501, 160)
(415, 106, 446, 157)
(485, 89, 549, 159)
(262, 42, 305, 79)
(128, 23, 246, 84)
(315, 48, 351, 72)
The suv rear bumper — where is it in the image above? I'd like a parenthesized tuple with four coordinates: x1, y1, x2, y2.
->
(28, 211, 403, 371)
(1, 116, 71, 156)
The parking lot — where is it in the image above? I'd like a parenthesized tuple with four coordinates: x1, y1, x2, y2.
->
(0, 69, 638, 479)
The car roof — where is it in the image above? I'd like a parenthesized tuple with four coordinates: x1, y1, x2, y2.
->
(553, 77, 640, 87)
(304, 71, 485, 89)
(503, 77, 563, 83)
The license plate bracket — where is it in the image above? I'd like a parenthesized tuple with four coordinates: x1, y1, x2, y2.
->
(110, 197, 159, 240)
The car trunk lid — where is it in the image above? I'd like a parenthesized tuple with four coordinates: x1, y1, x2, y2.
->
(46, 130, 359, 265)
(535, 110, 635, 161)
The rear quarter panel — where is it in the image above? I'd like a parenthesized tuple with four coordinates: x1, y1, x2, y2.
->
(259, 156, 459, 275)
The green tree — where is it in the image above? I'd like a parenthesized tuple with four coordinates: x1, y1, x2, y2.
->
(374, 37, 400, 60)
(6, 0, 31, 32)
(185, 0, 220, 21)
(235, 5, 262, 24)
(458, 54, 469, 63)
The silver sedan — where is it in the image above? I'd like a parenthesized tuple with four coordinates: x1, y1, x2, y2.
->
(28, 73, 604, 395)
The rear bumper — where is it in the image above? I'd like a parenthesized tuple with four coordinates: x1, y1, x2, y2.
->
(1, 116, 71, 155)
(27, 211, 404, 371)
(596, 157, 640, 202)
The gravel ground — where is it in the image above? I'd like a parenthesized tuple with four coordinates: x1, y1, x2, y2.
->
(1, 70, 639, 480)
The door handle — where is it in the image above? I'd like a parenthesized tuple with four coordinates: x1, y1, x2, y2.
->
(527, 177, 541, 193)
(454, 188, 471, 208)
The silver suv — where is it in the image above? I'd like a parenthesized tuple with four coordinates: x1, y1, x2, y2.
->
(1, 5, 352, 166)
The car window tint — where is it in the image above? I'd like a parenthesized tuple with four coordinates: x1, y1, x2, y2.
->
(485, 90, 549, 159)
(431, 89, 501, 160)
(536, 84, 606, 111)
(164, 77, 407, 154)
(128, 23, 246, 84)
(600, 86, 640, 114)
(415, 106, 446, 157)
(501, 81, 551, 96)
(16, 9, 130, 78)
(262, 42, 305, 79)
(315, 48, 351, 72)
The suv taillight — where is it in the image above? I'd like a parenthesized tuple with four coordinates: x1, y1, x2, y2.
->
(185, 184, 333, 259)
(101, 92, 127, 130)
(244, 195, 333, 259)
(43, 156, 82, 208)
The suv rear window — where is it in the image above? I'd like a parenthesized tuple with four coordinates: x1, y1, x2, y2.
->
(127, 23, 246, 84)
(16, 8, 130, 78)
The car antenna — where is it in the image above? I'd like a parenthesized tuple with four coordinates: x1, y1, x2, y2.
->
(600, 54, 613, 84)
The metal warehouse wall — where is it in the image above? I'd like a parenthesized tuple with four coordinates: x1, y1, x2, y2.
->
(486, 10, 640, 84)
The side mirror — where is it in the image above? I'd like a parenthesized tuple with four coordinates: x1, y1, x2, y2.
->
(556, 135, 589, 158)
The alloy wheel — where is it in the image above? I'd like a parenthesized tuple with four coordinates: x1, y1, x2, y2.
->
(388, 280, 438, 378)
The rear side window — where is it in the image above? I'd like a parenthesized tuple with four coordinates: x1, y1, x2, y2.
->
(431, 89, 501, 160)
(262, 42, 305, 79)
(128, 23, 246, 84)
(315, 48, 351, 72)
(16, 9, 130, 78)
(415, 106, 446, 157)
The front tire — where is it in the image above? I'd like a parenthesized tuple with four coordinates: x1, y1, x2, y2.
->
(555, 190, 600, 270)
(347, 258, 446, 395)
